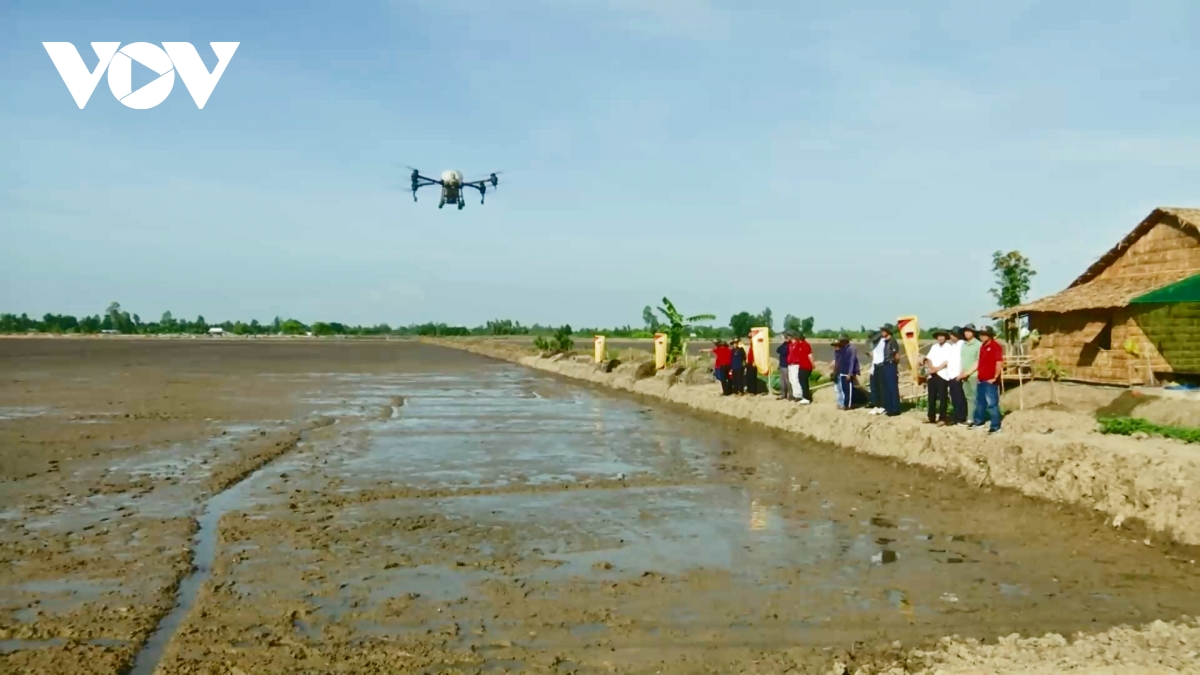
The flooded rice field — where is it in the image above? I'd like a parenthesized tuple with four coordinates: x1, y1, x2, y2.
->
(1, 339, 1198, 673)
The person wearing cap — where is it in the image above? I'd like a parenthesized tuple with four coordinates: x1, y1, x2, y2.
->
(923, 329, 952, 425)
(946, 327, 967, 425)
(730, 337, 747, 395)
(972, 325, 1004, 433)
(956, 324, 982, 426)
(832, 334, 860, 410)
(786, 331, 814, 404)
(712, 340, 733, 396)
(868, 324, 901, 416)
(775, 333, 792, 399)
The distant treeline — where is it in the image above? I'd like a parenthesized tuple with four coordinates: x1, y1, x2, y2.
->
(0, 302, 938, 340)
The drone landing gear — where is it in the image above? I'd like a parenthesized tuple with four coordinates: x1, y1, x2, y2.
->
(438, 196, 445, 209)
(457, 198, 465, 210)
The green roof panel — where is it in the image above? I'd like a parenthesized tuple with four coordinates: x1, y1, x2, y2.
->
(1130, 274, 1200, 304)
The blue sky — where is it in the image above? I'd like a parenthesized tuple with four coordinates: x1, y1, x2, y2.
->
(3, 1, 1199, 331)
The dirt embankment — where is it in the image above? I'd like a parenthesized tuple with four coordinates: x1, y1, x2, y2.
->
(427, 338, 1200, 548)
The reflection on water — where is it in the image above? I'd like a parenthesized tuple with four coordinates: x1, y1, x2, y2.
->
(749, 499, 770, 532)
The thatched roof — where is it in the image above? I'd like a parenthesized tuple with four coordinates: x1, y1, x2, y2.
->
(1069, 207, 1200, 286)
(991, 207, 1200, 318)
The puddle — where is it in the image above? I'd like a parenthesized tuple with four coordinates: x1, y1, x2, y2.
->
(0, 406, 52, 420)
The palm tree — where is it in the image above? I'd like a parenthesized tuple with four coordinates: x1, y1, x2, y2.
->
(655, 296, 715, 364)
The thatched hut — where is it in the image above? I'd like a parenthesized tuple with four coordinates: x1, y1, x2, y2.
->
(991, 207, 1200, 385)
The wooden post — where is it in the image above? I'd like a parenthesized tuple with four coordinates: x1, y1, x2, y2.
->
(1017, 358, 1024, 411)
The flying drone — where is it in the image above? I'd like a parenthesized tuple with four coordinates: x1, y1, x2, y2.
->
(406, 167, 502, 209)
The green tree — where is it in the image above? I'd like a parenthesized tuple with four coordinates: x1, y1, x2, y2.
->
(760, 307, 773, 332)
(729, 311, 755, 337)
(990, 250, 1036, 310)
(106, 302, 122, 330)
(990, 250, 1036, 341)
(552, 324, 574, 351)
(655, 297, 716, 365)
(280, 319, 306, 335)
(642, 306, 661, 332)
(781, 314, 815, 335)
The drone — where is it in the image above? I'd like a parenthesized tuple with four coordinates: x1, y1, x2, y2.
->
(407, 167, 501, 209)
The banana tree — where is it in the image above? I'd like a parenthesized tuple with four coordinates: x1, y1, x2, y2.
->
(655, 296, 715, 365)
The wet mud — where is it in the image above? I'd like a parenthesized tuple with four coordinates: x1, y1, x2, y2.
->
(3, 338, 1200, 673)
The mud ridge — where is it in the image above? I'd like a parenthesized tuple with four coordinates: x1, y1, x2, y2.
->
(121, 416, 337, 675)
(308, 473, 699, 508)
(426, 339, 1200, 547)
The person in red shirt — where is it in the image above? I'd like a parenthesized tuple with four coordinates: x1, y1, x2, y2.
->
(972, 326, 1005, 433)
(786, 332, 814, 404)
(712, 340, 733, 396)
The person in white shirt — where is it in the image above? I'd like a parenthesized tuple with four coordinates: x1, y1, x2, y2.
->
(923, 329, 952, 425)
(947, 326, 967, 425)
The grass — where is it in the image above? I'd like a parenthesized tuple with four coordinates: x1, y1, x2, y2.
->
(1096, 416, 1200, 444)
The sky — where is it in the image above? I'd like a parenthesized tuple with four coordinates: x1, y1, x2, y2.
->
(3, 0, 1199, 331)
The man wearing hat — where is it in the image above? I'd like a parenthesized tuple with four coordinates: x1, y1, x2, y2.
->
(786, 331, 814, 404)
(775, 332, 792, 399)
(831, 334, 860, 410)
(957, 324, 982, 425)
(868, 323, 901, 416)
(972, 325, 1005, 433)
(923, 328, 952, 424)
(947, 327, 967, 425)
(730, 337, 747, 394)
(712, 340, 733, 396)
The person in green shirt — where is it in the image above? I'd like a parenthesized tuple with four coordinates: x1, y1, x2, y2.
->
(957, 324, 982, 426)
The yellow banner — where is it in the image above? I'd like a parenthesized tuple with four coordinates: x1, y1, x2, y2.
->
(593, 335, 605, 363)
(750, 327, 770, 375)
(897, 315, 921, 373)
(653, 333, 667, 370)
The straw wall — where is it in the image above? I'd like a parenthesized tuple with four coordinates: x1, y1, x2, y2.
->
(1134, 302, 1200, 373)
(1025, 304, 1200, 384)
(1094, 220, 1200, 283)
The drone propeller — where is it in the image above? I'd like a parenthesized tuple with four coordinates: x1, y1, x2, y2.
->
(469, 171, 502, 189)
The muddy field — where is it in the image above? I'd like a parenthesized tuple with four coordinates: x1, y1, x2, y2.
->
(2, 339, 1199, 674)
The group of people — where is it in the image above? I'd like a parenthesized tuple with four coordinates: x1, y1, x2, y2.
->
(710, 336, 762, 395)
(711, 331, 818, 402)
(920, 323, 1005, 433)
(709, 322, 1005, 433)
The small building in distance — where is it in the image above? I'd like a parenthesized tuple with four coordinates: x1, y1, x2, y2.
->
(991, 207, 1200, 385)
(207, 327, 225, 336)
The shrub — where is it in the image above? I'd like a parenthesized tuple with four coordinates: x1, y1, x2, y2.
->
(1097, 416, 1200, 444)
(552, 325, 574, 352)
